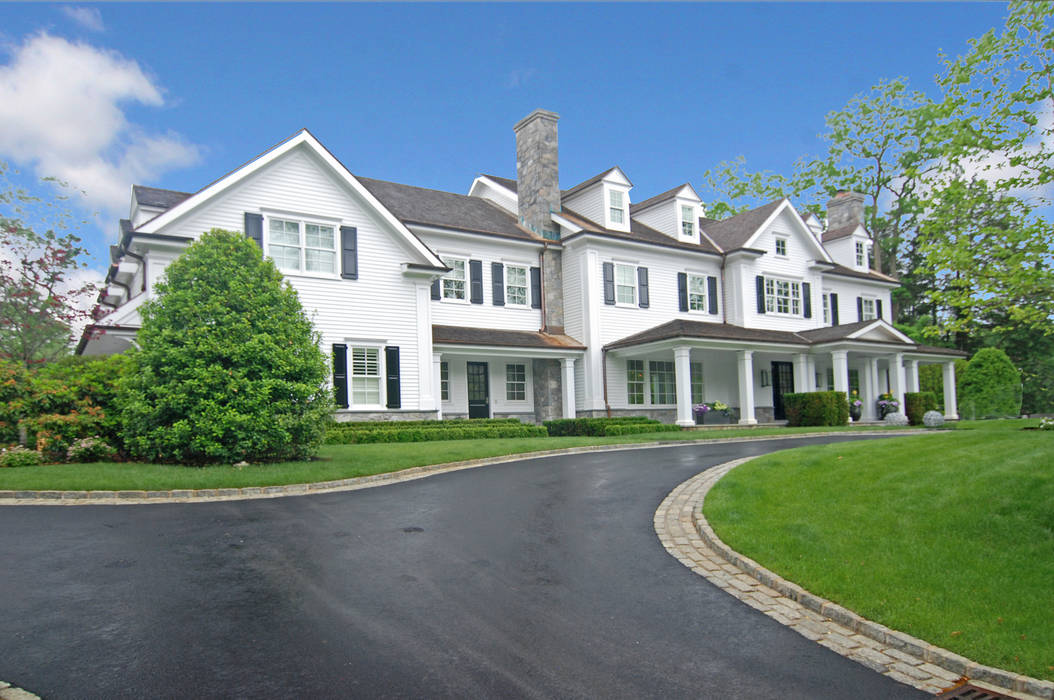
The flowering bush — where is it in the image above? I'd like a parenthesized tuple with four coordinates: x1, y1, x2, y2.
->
(884, 411, 910, 426)
(922, 410, 945, 428)
(693, 400, 730, 417)
(66, 436, 118, 463)
(0, 445, 43, 468)
(877, 393, 900, 418)
(1039, 417, 1054, 431)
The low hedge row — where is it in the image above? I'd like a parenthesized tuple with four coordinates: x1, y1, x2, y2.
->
(543, 416, 660, 437)
(783, 391, 850, 426)
(600, 423, 682, 436)
(904, 391, 937, 425)
(329, 418, 522, 432)
(324, 424, 548, 444)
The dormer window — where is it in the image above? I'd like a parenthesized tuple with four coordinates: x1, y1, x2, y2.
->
(609, 190, 626, 225)
(775, 238, 788, 257)
(681, 206, 695, 237)
(856, 241, 865, 266)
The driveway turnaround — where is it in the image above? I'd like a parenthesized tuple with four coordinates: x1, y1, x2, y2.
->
(0, 435, 925, 699)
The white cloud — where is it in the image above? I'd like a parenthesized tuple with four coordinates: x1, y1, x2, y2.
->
(505, 68, 536, 89)
(0, 33, 200, 225)
(60, 6, 104, 32)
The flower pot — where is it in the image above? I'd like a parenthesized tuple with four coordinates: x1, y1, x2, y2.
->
(703, 413, 732, 425)
(849, 405, 862, 422)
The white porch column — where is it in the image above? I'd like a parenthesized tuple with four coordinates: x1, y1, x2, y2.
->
(906, 359, 920, 393)
(737, 350, 757, 425)
(831, 350, 849, 395)
(561, 358, 576, 419)
(890, 352, 905, 411)
(674, 346, 694, 427)
(863, 357, 879, 420)
(942, 361, 959, 420)
(805, 356, 817, 390)
(794, 353, 810, 394)
(432, 353, 443, 420)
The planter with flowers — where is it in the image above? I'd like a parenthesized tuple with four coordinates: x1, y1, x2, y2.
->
(876, 393, 900, 419)
(694, 401, 732, 425)
(849, 390, 863, 422)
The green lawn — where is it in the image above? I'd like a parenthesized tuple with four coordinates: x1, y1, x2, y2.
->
(0, 423, 908, 491)
(704, 419, 1054, 680)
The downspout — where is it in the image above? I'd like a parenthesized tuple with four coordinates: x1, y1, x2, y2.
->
(602, 347, 612, 417)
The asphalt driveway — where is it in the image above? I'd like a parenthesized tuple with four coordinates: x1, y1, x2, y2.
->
(0, 435, 924, 699)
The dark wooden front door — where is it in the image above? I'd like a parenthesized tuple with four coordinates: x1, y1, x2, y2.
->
(467, 362, 490, 419)
(771, 361, 795, 420)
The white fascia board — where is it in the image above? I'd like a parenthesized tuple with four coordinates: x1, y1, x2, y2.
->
(743, 199, 833, 263)
(137, 130, 444, 268)
(434, 344, 584, 359)
(845, 320, 915, 344)
(824, 271, 900, 288)
(470, 175, 517, 199)
(561, 231, 721, 259)
(810, 339, 917, 353)
(602, 167, 633, 188)
(550, 212, 583, 233)
(607, 336, 808, 357)
(409, 224, 544, 250)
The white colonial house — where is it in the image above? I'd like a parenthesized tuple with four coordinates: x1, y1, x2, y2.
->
(79, 110, 964, 426)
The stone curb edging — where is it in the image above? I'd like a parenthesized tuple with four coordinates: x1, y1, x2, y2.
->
(0, 429, 924, 506)
(654, 456, 1054, 699)
(0, 681, 41, 700)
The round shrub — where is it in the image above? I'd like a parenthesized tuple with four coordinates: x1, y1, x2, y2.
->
(120, 229, 331, 465)
(0, 446, 43, 468)
(67, 436, 118, 463)
(958, 348, 1022, 419)
(922, 410, 945, 428)
(883, 412, 910, 426)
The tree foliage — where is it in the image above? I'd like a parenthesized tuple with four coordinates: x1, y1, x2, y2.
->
(958, 347, 1023, 419)
(119, 229, 331, 465)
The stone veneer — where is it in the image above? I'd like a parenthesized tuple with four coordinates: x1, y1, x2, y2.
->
(514, 109, 561, 240)
(532, 358, 563, 423)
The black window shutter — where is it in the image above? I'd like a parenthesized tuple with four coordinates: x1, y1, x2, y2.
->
(637, 267, 649, 308)
(602, 262, 615, 305)
(857, 296, 864, 322)
(332, 344, 348, 408)
(831, 293, 840, 325)
(756, 276, 766, 314)
(802, 282, 812, 318)
(491, 262, 504, 306)
(707, 276, 718, 314)
(431, 279, 440, 300)
(385, 346, 401, 409)
(469, 260, 483, 304)
(677, 272, 688, 312)
(340, 226, 358, 280)
(876, 299, 883, 321)
(244, 212, 263, 249)
(530, 266, 541, 309)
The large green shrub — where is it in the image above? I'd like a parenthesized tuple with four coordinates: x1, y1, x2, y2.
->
(918, 359, 968, 412)
(958, 348, 1022, 419)
(904, 392, 937, 425)
(324, 423, 547, 444)
(783, 391, 850, 426)
(543, 416, 655, 436)
(120, 229, 331, 464)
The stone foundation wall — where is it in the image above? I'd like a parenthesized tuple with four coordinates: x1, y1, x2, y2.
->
(577, 408, 678, 423)
(332, 411, 438, 423)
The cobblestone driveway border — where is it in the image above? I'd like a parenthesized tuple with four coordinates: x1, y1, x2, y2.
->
(0, 430, 920, 506)
(654, 456, 1054, 699)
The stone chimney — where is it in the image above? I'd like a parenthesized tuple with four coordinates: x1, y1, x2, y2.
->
(825, 191, 867, 230)
(514, 109, 561, 240)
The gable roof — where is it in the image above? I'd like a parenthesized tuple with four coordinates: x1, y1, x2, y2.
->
(825, 263, 898, 284)
(700, 199, 785, 252)
(822, 222, 864, 243)
(481, 174, 518, 193)
(132, 185, 191, 209)
(561, 167, 631, 199)
(357, 177, 539, 241)
(629, 183, 701, 214)
(559, 208, 722, 256)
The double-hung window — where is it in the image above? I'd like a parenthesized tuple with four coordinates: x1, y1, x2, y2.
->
(649, 361, 676, 404)
(626, 360, 644, 405)
(822, 292, 831, 325)
(861, 297, 877, 321)
(505, 265, 529, 306)
(506, 363, 526, 401)
(350, 347, 381, 406)
(609, 190, 625, 225)
(268, 217, 337, 275)
(765, 278, 802, 316)
(440, 362, 449, 402)
(690, 361, 704, 405)
(856, 241, 865, 267)
(615, 263, 636, 305)
(688, 274, 707, 311)
(775, 238, 788, 257)
(681, 206, 695, 237)
(440, 257, 467, 301)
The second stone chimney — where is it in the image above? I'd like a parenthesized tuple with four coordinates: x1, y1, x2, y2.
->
(514, 109, 561, 240)
(826, 191, 867, 230)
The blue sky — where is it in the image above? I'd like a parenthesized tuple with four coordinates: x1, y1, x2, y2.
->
(0, 2, 1011, 275)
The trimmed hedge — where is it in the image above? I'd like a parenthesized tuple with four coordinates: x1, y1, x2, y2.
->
(543, 416, 657, 437)
(324, 424, 547, 444)
(329, 418, 522, 432)
(959, 348, 1022, 419)
(600, 423, 682, 436)
(904, 391, 937, 425)
(783, 391, 850, 427)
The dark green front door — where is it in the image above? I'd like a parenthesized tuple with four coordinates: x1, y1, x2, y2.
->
(771, 361, 795, 420)
(467, 362, 490, 419)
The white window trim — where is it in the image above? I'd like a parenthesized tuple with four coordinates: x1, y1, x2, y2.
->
(626, 359, 645, 406)
(680, 205, 696, 237)
(504, 362, 528, 403)
(774, 236, 788, 258)
(764, 276, 803, 317)
(647, 359, 677, 406)
(263, 213, 341, 280)
(613, 261, 638, 308)
(687, 272, 709, 314)
(503, 262, 530, 308)
(822, 290, 832, 326)
(439, 255, 470, 304)
(861, 296, 877, 321)
(345, 343, 386, 410)
(440, 361, 450, 403)
(608, 188, 626, 227)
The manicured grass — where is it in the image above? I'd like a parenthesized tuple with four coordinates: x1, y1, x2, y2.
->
(0, 423, 909, 491)
(704, 419, 1054, 680)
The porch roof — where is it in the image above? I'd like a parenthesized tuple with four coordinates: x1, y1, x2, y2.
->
(433, 325, 586, 351)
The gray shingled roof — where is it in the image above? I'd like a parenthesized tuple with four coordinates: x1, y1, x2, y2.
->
(357, 177, 538, 241)
(433, 325, 585, 350)
(481, 174, 517, 192)
(132, 185, 192, 209)
(561, 167, 624, 199)
(559, 208, 722, 256)
(826, 263, 898, 284)
(796, 320, 877, 343)
(629, 184, 690, 214)
(821, 223, 860, 242)
(604, 320, 810, 350)
(700, 199, 785, 252)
